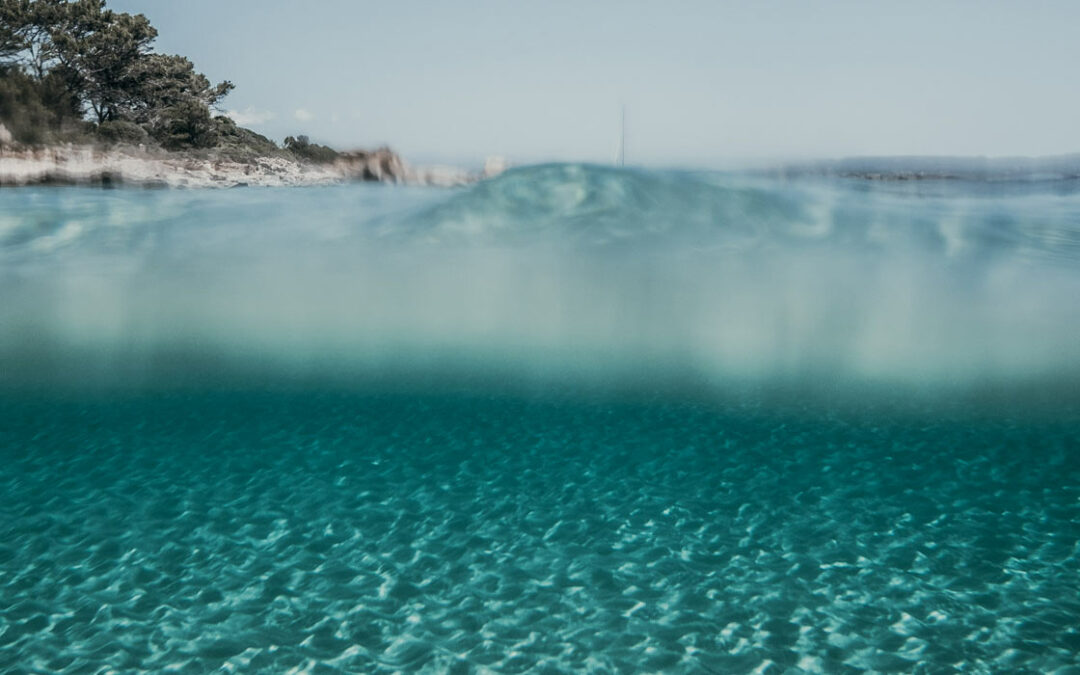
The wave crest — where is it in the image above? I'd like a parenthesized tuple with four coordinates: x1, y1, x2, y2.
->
(397, 163, 803, 246)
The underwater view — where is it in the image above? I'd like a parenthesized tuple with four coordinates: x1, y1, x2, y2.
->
(2, 166, 1079, 672)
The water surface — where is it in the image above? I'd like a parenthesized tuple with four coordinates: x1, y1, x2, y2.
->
(2, 166, 1079, 672)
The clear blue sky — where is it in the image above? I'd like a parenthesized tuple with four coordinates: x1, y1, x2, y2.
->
(110, 0, 1080, 166)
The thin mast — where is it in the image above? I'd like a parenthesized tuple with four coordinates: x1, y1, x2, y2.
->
(618, 105, 626, 167)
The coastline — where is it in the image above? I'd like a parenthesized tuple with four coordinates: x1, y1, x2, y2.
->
(0, 144, 490, 188)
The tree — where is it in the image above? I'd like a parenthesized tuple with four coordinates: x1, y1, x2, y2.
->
(124, 53, 231, 118)
(1, 0, 234, 148)
(120, 53, 232, 147)
(50, 1, 157, 123)
(0, 0, 67, 77)
(0, 1, 28, 64)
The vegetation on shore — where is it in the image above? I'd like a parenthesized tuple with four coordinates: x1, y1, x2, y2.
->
(0, 0, 338, 163)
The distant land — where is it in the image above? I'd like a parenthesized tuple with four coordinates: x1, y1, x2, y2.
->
(771, 154, 1080, 182)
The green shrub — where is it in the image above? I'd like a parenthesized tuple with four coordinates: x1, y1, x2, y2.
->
(214, 115, 280, 159)
(0, 67, 84, 145)
(149, 98, 218, 149)
(284, 134, 340, 164)
(96, 119, 149, 145)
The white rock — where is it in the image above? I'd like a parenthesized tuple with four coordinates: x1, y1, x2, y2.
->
(0, 144, 498, 189)
(483, 155, 508, 178)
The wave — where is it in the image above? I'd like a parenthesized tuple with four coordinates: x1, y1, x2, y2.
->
(3, 163, 1080, 264)
(2, 166, 1079, 411)
(389, 163, 1080, 265)
(391, 164, 796, 246)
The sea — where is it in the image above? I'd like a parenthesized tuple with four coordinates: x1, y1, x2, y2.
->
(1, 164, 1079, 673)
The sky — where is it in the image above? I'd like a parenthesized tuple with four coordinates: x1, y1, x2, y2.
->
(109, 0, 1080, 166)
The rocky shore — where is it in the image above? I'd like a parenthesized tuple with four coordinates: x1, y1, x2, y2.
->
(0, 143, 496, 188)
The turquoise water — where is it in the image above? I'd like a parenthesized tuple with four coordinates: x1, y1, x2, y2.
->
(2, 166, 1080, 672)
